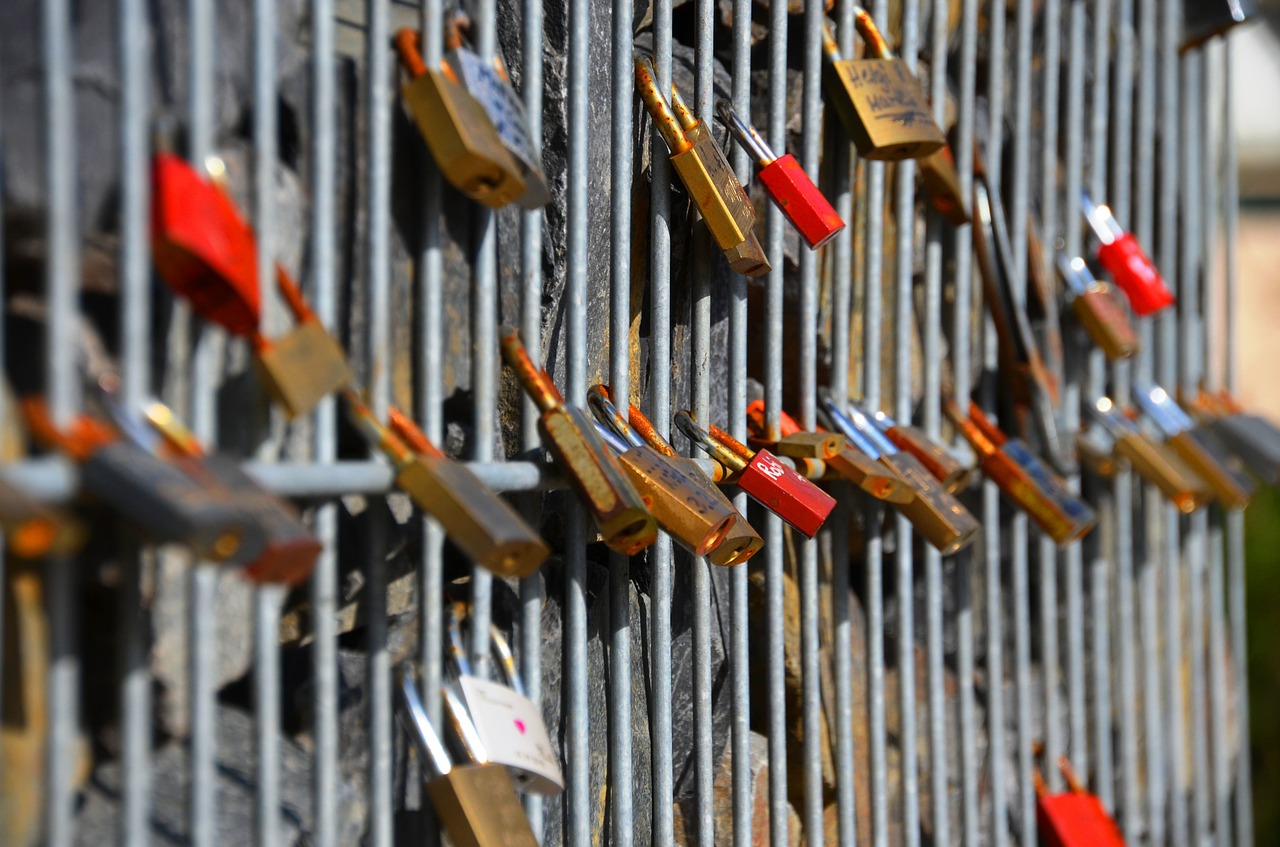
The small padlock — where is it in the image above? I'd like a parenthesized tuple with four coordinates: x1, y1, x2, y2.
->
(619, 394, 764, 566)
(397, 666, 540, 847)
(1081, 192, 1175, 316)
(821, 11, 946, 161)
(1056, 254, 1140, 361)
(587, 386, 739, 558)
(1182, 0, 1257, 51)
(1034, 753, 1127, 847)
(1090, 396, 1212, 514)
(676, 411, 836, 539)
(746, 401, 915, 504)
(394, 28, 526, 208)
(0, 477, 83, 559)
(634, 58, 770, 277)
(820, 396, 980, 555)
(501, 329, 657, 555)
(861, 406, 973, 493)
(1132, 382, 1255, 510)
(917, 142, 972, 225)
(1190, 390, 1280, 485)
(715, 100, 845, 250)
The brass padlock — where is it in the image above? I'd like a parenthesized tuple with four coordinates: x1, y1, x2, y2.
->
(1056, 254, 1140, 361)
(860, 406, 973, 493)
(343, 393, 551, 577)
(501, 330, 657, 555)
(397, 667, 539, 847)
(918, 143, 971, 225)
(1090, 396, 1212, 514)
(0, 477, 83, 559)
(821, 11, 946, 161)
(634, 57, 770, 277)
(253, 266, 353, 419)
(394, 28, 526, 208)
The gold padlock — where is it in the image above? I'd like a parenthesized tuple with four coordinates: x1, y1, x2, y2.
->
(821, 11, 946, 161)
(394, 28, 526, 208)
(1056, 255, 1140, 361)
(1091, 396, 1212, 514)
(918, 143, 971, 225)
(860, 407, 973, 493)
(635, 57, 770, 278)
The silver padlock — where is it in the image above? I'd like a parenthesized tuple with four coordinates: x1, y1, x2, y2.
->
(448, 606, 564, 796)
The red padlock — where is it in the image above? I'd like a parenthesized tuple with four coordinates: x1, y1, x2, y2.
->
(1035, 754, 1128, 847)
(716, 101, 845, 250)
(151, 153, 261, 336)
(1081, 192, 1175, 316)
(675, 410, 835, 538)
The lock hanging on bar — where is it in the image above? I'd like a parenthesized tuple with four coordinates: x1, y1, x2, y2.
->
(500, 328, 657, 555)
(393, 28, 527, 208)
(1034, 751, 1127, 847)
(1188, 389, 1280, 485)
(1056, 254, 1140, 361)
(1090, 396, 1212, 514)
(634, 57, 770, 277)
(820, 10, 946, 161)
(1080, 192, 1175, 316)
(715, 100, 845, 249)
(0, 477, 84, 559)
(858, 405, 974, 493)
(396, 666, 540, 847)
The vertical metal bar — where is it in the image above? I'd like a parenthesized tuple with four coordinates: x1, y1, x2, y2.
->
(254, 584, 284, 847)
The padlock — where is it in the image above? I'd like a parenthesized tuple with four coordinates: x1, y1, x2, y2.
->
(1090, 396, 1212, 514)
(715, 100, 845, 249)
(22, 397, 265, 563)
(947, 400, 1095, 545)
(1056, 254, 1140, 361)
(586, 386, 739, 558)
(1034, 753, 1127, 847)
(1182, 0, 1257, 51)
(440, 19, 550, 208)
(501, 329, 657, 555)
(1077, 427, 1121, 479)
(917, 142, 971, 225)
(618, 393, 764, 566)
(397, 666, 540, 847)
(1132, 383, 1255, 510)
(820, 396, 980, 555)
(675, 410, 836, 539)
(343, 392, 551, 576)
(393, 28, 526, 208)
(820, 11, 946, 161)
(445, 607, 564, 795)
(143, 401, 322, 586)
(860, 406, 973, 493)
(746, 401, 914, 504)
(634, 57, 770, 277)
(1189, 390, 1280, 485)
(0, 477, 83, 559)
(1080, 192, 1175, 316)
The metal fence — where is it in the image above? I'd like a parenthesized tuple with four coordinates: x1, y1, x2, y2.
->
(0, 0, 1256, 845)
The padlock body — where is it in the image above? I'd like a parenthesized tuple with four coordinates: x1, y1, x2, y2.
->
(1095, 233, 1175, 316)
(538, 406, 657, 554)
(1167, 429, 1255, 509)
(395, 455, 551, 577)
(617, 446, 737, 557)
(884, 424, 972, 493)
(1036, 793, 1127, 847)
(253, 319, 353, 419)
(667, 456, 763, 565)
(918, 145, 972, 225)
(825, 447, 915, 503)
(1072, 285, 1140, 360)
(151, 153, 261, 337)
(999, 440, 1097, 544)
(402, 69, 527, 208)
(756, 153, 845, 249)
(773, 431, 846, 460)
(826, 59, 946, 161)
(1114, 432, 1212, 513)
(976, 448, 1081, 544)
(880, 452, 980, 555)
(1208, 413, 1280, 485)
(1077, 430, 1121, 479)
(736, 450, 835, 538)
(456, 675, 564, 796)
(672, 123, 766, 276)
(426, 763, 540, 847)
(718, 227, 771, 277)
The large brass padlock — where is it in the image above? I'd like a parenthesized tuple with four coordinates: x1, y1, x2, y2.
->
(394, 28, 526, 208)
(821, 11, 946, 161)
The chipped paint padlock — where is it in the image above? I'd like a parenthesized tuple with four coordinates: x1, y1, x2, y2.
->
(397, 667, 539, 847)
(620, 394, 764, 566)
(1035, 754, 1127, 847)
(447, 609, 564, 795)
(1182, 0, 1257, 51)
(343, 393, 550, 577)
(634, 57, 769, 277)
(394, 28, 526, 207)
(587, 386, 738, 558)
(501, 328, 657, 555)
(716, 100, 845, 249)
(442, 19, 550, 208)
(0, 477, 83, 559)
(1056, 254, 1140, 361)
(1090, 396, 1212, 514)
(1081, 192, 1174, 316)
(860, 406, 973, 493)
(675, 411, 835, 538)
(821, 10, 946, 161)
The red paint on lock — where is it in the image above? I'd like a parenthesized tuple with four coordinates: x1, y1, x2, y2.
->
(736, 449, 835, 538)
(151, 153, 261, 337)
(756, 153, 845, 249)
(1036, 792, 1127, 847)
(1095, 232, 1175, 316)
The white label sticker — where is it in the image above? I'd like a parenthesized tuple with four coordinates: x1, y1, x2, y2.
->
(458, 676, 565, 796)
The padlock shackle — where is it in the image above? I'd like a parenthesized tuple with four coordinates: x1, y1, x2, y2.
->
(393, 28, 429, 78)
(842, 402, 899, 456)
(1080, 190, 1123, 244)
(587, 385, 646, 449)
(634, 56, 692, 155)
(145, 401, 207, 458)
(446, 602, 476, 679)
(706, 422, 756, 462)
(852, 6, 894, 60)
(821, 19, 845, 63)
(21, 397, 116, 462)
(674, 411, 749, 474)
(487, 624, 527, 697)
(447, 601, 529, 697)
(1057, 755, 1087, 795)
(386, 408, 448, 460)
(593, 421, 631, 454)
(621, 396, 678, 457)
(817, 396, 882, 459)
(669, 82, 699, 133)
(1132, 382, 1194, 436)
(397, 667, 455, 777)
(942, 399, 998, 460)
(715, 100, 777, 168)
(1090, 396, 1139, 438)
(1056, 253, 1093, 297)
(499, 327, 561, 413)
(442, 683, 491, 765)
(343, 390, 416, 466)
(965, 403, 1009, 448)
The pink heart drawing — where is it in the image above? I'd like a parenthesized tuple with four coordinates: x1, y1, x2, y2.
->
(513, 718, 527, 735)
